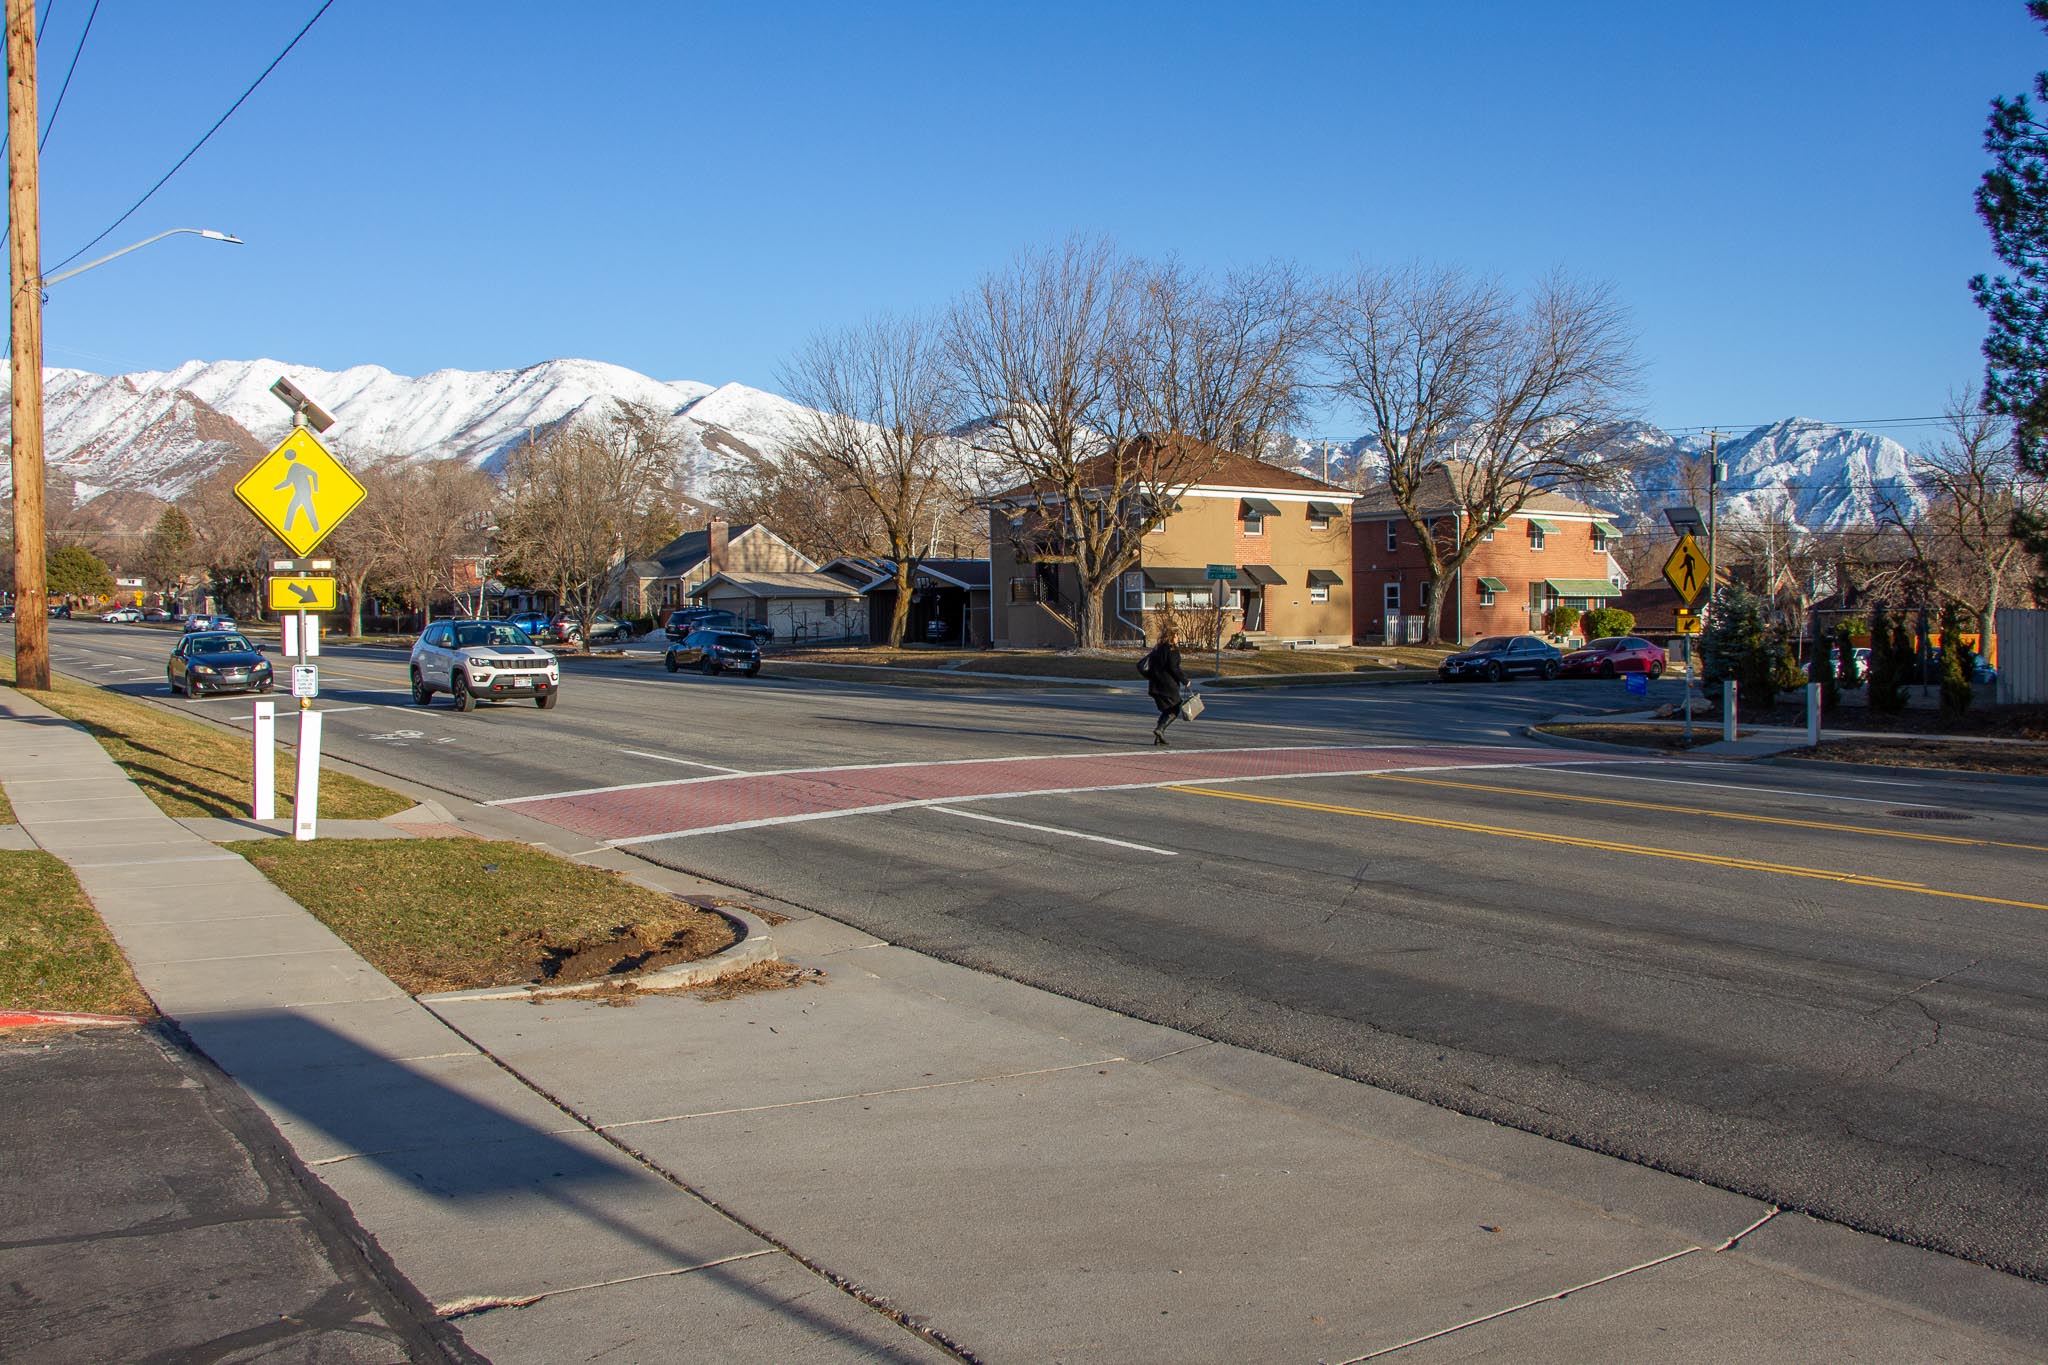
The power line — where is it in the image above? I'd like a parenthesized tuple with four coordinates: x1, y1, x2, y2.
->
(38, 0, 97, 154)
(42, 0, 336, 276)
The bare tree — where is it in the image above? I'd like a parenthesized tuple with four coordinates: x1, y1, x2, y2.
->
(357, 460, 496, 630)
(497, 402, 683, 641)
(1879, 392, 2046, 636)
(780, 313, 970, 645)
(952, 238, 1312, 648)
(321, 454, 405, 636)
(1322, 265, 1640, 643)
(1718, 493, 1833, 632)
(184, 469, 273, 617)
(138, 505, 196, 598)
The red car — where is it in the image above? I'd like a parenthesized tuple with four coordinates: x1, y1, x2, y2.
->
(1560, 635, 1667, 679)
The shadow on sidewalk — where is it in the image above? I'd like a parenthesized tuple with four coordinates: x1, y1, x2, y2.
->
(190, 1011, 934, 1357)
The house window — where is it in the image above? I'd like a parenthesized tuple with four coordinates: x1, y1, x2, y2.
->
(1308, 512, 1330, 531)
(1242, 511, 1264, 537)
(1592, 532, 1608, 552)
(1479, 587, 1495, 607)
(1309, 585, 1329, 604)
(1382, 582, 1400, 619)
(1149, 520, 1167, 534)
(823, 599, 837, 617)
(1482, 528, 1494, 541)
(1385, 522, 1398, 552)
(1529, 526, 1545, 551)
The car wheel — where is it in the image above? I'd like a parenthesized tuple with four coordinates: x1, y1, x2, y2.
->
(664, 651, 680, 673)
(701, 655, 719, 677)
(1598, 660, 1615, 679)
(536, 690, 558, 710)
(257, 680, 274, 694)
(1649, 663, 1664, 681)
(185, 674, 202, 699)
(167, 671, 178, 694)
(744, 663, 760, 677)
(412, 668, 433, 705)
(1542, 660, 1559, 680)
(1484, 661, 1504, 683)
(452, 673, 475, 712)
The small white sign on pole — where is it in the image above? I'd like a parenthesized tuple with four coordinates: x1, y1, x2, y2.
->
(291, 664, 319, 699)
(293, 709, 323, 841)
(252, 700, 276, 821)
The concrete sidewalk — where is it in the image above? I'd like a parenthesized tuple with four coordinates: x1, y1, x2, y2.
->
(5, 681, 2047, 1362)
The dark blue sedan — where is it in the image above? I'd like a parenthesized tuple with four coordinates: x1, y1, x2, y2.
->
(167, 631, 273, 698)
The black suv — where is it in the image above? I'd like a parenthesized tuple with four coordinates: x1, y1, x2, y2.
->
(1437, 634, 1561, 683)
(664, 608, 772, 643)
(665, 629, 763, 677)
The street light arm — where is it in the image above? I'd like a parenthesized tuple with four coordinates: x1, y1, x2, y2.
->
(42, 227, 242, 287)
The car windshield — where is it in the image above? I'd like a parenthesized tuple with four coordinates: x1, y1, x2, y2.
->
(1587, 638, 1624, 649)
(1470, 637, 1514, 651)
(711, 633, 755, 649)
(453, 623, 533, 649)
(191, 633, 253, 653)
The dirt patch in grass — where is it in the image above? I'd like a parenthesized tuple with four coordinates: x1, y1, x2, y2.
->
(0, 851, 153, 1015)
(557, 960, 825, 1008)
(225, 837, 738, 994)
(1535, 723, 1741, 751)
(1802, 739, 2048, 776)
(2, 658, 409, 821)
(1738, 700, 2048, 741)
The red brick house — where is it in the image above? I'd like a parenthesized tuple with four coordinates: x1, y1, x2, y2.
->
(1351, 467, 1623, 644)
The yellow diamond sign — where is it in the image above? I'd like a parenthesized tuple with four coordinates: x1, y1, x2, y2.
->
(1662, 532, 1709, 607)
(234, 429, 366, 557)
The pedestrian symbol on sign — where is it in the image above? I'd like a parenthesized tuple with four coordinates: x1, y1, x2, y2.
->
(275, 451, 321, 536)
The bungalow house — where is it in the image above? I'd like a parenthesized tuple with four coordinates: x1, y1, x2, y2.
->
(691, 570, 867, 643)
(610, 520, 816, 618)
(857, 559, 993, 646)
(1351, 466, 1624, 644)
(987, 442, 1356, 649)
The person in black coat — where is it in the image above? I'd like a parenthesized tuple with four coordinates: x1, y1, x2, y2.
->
(1140, 625, 1189, 746)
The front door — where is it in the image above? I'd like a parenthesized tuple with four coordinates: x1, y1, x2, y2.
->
(1241, 588, 1264, 631)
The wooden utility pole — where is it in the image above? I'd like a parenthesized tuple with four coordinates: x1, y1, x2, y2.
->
(6, 0, 46, 689)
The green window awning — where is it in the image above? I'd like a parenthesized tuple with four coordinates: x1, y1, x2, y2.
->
(1544, 578, 1617, 598)
(1477, 576, 1507, 593)
(1592, 520, 1621, 538)
(1240, 496, 1281, 517)
(1527, 518, 1560, 534)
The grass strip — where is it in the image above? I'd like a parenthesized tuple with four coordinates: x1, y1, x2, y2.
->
(0, 850, 153, 1015)
(1, 655, 409, 821)
(0, 780, 13, 824)
(227, 837, 737, 994)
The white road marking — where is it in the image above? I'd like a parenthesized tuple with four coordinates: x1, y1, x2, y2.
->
(928, 805, 1178, 855)
(618, 749, 746, 773)
(1537, 765, 1922, 808)
(315, 705, 374, 714)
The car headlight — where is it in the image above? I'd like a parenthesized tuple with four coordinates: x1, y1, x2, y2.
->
(192, 665, 216, 675)
(254, 662, 271, 674)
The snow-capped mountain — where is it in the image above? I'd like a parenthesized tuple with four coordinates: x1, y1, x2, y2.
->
(0, 355, 1933, 533)
(1283, 417, 1927, 532)
(0, 358, 811, 505)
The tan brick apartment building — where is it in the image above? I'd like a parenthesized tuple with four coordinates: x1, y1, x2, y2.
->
(1351, 467, 1623, 644)
(989, 449, 1356, 648)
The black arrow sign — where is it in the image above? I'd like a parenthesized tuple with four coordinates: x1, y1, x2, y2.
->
(289, 583, 316, 604)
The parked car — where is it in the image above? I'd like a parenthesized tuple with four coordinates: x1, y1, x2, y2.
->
(1437, 635, 1561, 683)
(143, 608, 173, 623)
(410, 619, 561, 711)
(102, 604, 143, 623)
(166, 630, 273, 698)
(663, 607, 720, 641)
(665, 629, 763, 677)
(506, 611, 551, 638)
(1972, 660, 1999, 686)
(1560, 636, 1666, 680)
(665, 608, 772, 643)
(184, 613, 235, 633)
(536, 612, 632, 645)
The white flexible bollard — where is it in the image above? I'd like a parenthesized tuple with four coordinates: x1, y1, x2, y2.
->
(252, 699, 276, 820)
(1807, 682, 1821, 748)
(1723, 680, 1738, 744)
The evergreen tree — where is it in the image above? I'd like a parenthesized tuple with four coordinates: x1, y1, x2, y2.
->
(1811, 629, 1840, 713)
(1940, 601, 1975, 718)
(46, 545, 114, 601)
(1835, 623, 1862, 690)
(1972, 0, 2048, 572)
(1866, 606, 1905, 714)
(140, 506, 195, 595)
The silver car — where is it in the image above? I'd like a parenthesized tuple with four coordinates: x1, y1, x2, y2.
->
(409, 619, 561, 711)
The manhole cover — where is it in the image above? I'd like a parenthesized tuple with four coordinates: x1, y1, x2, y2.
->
(1886, 807, 1972, 821)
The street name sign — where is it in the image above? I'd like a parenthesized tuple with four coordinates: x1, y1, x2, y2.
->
(267, 574, 338, 612)
(291, 664, 319, 699)
(234, 429, 366, 557)
(1205, 564, 1240, 581)
(1662, 533, 1709, 607)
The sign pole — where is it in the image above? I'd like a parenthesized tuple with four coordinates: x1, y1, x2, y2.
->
(1214, 580, 1224, 680)
(293, 602, 318, 840)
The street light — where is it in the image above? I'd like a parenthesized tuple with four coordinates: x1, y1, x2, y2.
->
(42, 227, 243, 289)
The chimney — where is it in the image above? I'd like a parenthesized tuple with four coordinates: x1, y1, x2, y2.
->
(708, 518, 729, 574)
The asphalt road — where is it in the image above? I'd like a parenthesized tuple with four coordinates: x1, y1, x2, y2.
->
(34, 618, 2048, 1282)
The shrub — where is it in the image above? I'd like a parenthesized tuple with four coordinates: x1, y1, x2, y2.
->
(1546, 605, 1581, 639)
(1939, 602, 1973, 719)
(1578, 606, 1635, 640)
(1701, 585, 1764, 695)
(1810, 632, 1840, 713)
(1834, 624, 1862, 690)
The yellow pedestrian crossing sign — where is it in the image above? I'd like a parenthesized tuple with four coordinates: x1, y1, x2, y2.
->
(234, 428, 366, 557)
(1662, 533, 1709, 607)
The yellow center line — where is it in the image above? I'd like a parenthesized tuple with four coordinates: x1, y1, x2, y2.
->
(1165, 785, 2048, 914)
(1368, 772, 2048, 855)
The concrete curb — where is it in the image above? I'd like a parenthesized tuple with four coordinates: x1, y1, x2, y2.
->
(418, 900, 780, 1004)
(1765, 755, 2048, 789)
(1202, 669, 1439, 691)
(1518, 723, 1701, 759)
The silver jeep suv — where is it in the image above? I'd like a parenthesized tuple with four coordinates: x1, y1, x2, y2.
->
(410, 619, 561, 711)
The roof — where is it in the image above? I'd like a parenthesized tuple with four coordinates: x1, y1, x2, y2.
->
(844, 558, 993, 593)
(693, 571, 860, 599)
(1347, 463, 1605, 520)
(991, 435, 1348, 502)
(643, 523, 759, 577)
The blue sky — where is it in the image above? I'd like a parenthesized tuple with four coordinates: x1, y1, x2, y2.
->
(21, 1, 2041, 442)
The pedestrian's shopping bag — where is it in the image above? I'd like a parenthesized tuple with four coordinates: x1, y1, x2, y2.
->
(1178, 689, 1205, 722)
